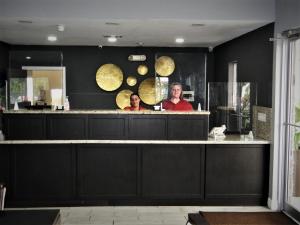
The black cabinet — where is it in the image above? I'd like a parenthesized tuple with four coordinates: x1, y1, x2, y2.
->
(12, 145, 75, 201)
(78, 145, 138, 199)
(0, 145, 10, 198)
(142, 145, 204, 199)
(128, 115, 167, 140)
(0, 143, 269, 206)
(88, 115, 127, 139)
(4, 114, 46, 140)
(205, 144, 269, 205)
(3, 113, 209, 140)
(47, 115, 87, 139)
(168, 115, 208, 140)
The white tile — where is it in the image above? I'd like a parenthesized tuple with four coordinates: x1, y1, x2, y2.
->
(11, 205, 272, 225)
(62, 216, 91, 225)
(136, 206, 161, 213)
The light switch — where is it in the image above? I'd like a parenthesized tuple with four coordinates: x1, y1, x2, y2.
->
(258, 112, 267, 122)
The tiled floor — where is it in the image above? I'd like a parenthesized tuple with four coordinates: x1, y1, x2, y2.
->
(48, 206, 270, 225)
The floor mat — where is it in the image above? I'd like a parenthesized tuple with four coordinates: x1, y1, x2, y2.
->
(198, 212, 297, 225)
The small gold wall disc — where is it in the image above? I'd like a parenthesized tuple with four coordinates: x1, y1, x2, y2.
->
(137, 65, 148, 75)
(126, 76, 137, 86)
(138, 78, 162, 105)
(116, 89, 133, 109)
(96, 64, 123, 91)
(155, 56, 175, 76)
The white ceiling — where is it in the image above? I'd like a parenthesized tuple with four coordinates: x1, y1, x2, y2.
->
(0, 0, 275, 47)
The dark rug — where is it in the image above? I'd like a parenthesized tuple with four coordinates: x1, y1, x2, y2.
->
(0, 210, 60, 225)
(188, 212, 297, 225)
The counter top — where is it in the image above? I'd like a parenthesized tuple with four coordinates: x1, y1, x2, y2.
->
(2, 109, 210, 115)
(0, 135, 270, 144)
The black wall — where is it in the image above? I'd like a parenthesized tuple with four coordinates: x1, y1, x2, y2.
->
(10, 46, 211, 109)
(7, 23, 274, 109)
(0, 41, 9, 86)
(213, 23, 274, 107)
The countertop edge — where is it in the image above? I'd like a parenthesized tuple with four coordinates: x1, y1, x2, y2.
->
(2, 110, 210, 115)
(0, 139, 270, 144)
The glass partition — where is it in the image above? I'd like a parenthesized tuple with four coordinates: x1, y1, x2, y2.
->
(155, 52, 207, 110)
(8, 51, 64, 109)
(208, 82, 257, 134)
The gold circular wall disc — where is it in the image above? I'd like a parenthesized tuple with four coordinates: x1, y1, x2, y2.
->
(116, 89, 133, 109)
(155, 56, 175, 76)
(126, 76, 137, 86)
(137, 65, 148, 75)
(96, 64, 123, 91)
(138, 78, 162, 105)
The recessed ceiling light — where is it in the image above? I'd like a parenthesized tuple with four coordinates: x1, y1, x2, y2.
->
(175, 38, 185, 44)
(25, 56, 31, 60)
(107, 36, 117, 43)
(47, 35, 57, 42)
(57, 24, 65, 32)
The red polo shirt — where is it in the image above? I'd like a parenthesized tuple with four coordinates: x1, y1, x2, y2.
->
(162, 99, 193, 111)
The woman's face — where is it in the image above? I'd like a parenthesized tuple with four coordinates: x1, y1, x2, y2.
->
(171, 85, 182, 99)
(130, 95, 140, 107)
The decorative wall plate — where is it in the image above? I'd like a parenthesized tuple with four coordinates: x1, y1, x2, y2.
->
(138, 78, 162, 105)
(155, 56, 175, 76)
(126, 76, 137, 86)
(96, 64, 123, 91)
(116, 89, 133, 109)
(137, 65, 148, 75)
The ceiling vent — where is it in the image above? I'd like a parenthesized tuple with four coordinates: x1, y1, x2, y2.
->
(18, 20, 33, 24)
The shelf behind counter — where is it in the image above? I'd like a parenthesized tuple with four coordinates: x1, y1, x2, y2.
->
(2, 109, 210, 140)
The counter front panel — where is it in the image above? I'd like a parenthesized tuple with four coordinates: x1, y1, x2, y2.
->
(3, 110, 209, 140)
(0, 143, 269, 207)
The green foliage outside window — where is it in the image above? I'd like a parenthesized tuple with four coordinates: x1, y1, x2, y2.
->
(9, 78, 26, 104)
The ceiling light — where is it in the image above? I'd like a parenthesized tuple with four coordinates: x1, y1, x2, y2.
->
(107, 36, 117, 43)
(47, 35, 57, 42)
(25, 56, 31, 60)
(57, 24, 65, 32)
(175, 38, 185, 44)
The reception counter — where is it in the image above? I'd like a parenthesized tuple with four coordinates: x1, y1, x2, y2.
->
(2, 110, 210, 140)
(0, 110, 270, 207)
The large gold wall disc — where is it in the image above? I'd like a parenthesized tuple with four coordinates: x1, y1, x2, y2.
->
(126, 76, 137, 86)
(96, 64, 123, 91)
(137, 65, 148, 75)
(138, 78, 162, 105)
(116, 89, 133, 109)
(155, 56, 175, 76)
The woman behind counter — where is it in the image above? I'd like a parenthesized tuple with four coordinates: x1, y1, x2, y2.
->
(162, 82, 193, 111)
(124, 93, 146, 111)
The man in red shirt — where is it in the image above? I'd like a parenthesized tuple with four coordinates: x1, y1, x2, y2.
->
(162, 82, 193, 111)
